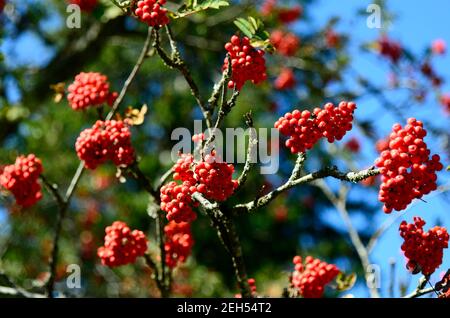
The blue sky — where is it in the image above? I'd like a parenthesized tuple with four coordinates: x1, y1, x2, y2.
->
(1, 0, 450, 297)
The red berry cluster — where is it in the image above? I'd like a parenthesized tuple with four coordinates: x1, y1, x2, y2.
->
(270, 30, 300, 56)
(378, 36, 402, 63)
(291, 255, 340, 298)
(161, 154, 198, 223)
(275, 101, 357, 154)
(161, 153, 237, 222)
(160, 181, 198, 223)
(75, 120, 135, 170)
(97, 221, 148, 267)
(164, 221, 194, 268)
(374, 118, 443, 213)
(223, 35, 267, 90)
(399, 217, 449, 275)
(67, 72, 117, 111)
(134, 0, 169, 27)
(278, 6, 302, 24)
(194, 154, 238, 202)
(0, 154, 43, 207)
(274, 68, 296, 90)
(68, 0, 97, 12)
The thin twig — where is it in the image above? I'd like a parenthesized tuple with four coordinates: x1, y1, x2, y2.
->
(153, 27, 212, 128)
(234, 113, 258, 193)
(192, 192, 251, 297)
(234, 165, 380, 213)
(316, 181, 380, 298)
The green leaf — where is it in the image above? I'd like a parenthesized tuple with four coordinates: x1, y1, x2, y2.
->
(234, 18, 254, 38)
(173, 0, 229, 18)
(334, 272, 357, 291)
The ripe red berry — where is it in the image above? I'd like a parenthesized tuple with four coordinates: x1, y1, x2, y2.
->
(68, 0, 97, 12)
(278, 6, 302, 24)
(291, 255, 340, 298)
(160, 181, 198, 223)
(345, 137, 360, 153)
(374, 118, 443, 213)
(193, 154, 238, 202)
(275, 101, 356, 154)
(0, 154, 43, 207)
(260, 0, 276, 16)
(377, 36, 402, 63)
(161, 152, 238, 222)
(164, 221, 194, 268)
(134, 0, 169, 27)
(399, 217, 449, 275)
(97, 221, 148, 267)
(432, 39, 446, 55)
(223, 35, 267, 90)
(75, 120, 135, 169)
(274, 68, 296, 90)
(270, 30, 300, 56)
(67, 72, 117, 111)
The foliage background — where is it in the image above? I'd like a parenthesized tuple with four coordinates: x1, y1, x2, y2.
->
(0, 0, 449, 297)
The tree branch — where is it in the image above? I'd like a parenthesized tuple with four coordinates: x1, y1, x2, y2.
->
(234, 164, 380, 214)
(153, 27, 212, 128)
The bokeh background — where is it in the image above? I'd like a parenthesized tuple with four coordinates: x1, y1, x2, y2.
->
(0, 0, 449, 297)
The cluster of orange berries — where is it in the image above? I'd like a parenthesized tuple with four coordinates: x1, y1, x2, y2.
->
(223, 35, 267, 90)
(160, 153, 237, 223)
(399, 217, 449, 275)
(67, 72, 117, 111)
(375, 118, 443, 213)
(0, 154, 43, 207)
(291, 256, 340, 298)
(134, 0, 169, 27)
(75, 120, 135, 170)
(275, 101, 356, 154)
(164, 221, 194, 268)
(97, 221, 148, 267)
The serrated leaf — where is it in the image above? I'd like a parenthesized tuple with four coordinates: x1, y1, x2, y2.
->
(234, 18, 254, 38)
(174, 0, 229, 18)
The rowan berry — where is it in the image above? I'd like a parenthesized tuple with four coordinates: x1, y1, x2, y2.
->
(75, 120, 135, 169)
(275, 101, 356, 154)
(164, 221, 194, 268)
(0, 154, 43, 207)
(223, 35, 267, 90)
(97, 221, 148, 267)
(291, 255, 340, 298)
(68, 0, 97, 12)
(374, 118, 443, 213)
(194, 154, 238, 202)
(270, 30, 300, 56)
(278, 6, 302, 24)
(134, 0, 169, 27)
(377, 36, 402, 63)
(67, 72, 117, 111)
(432, 39, 446, 55)
(399, 217, 449, 275)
